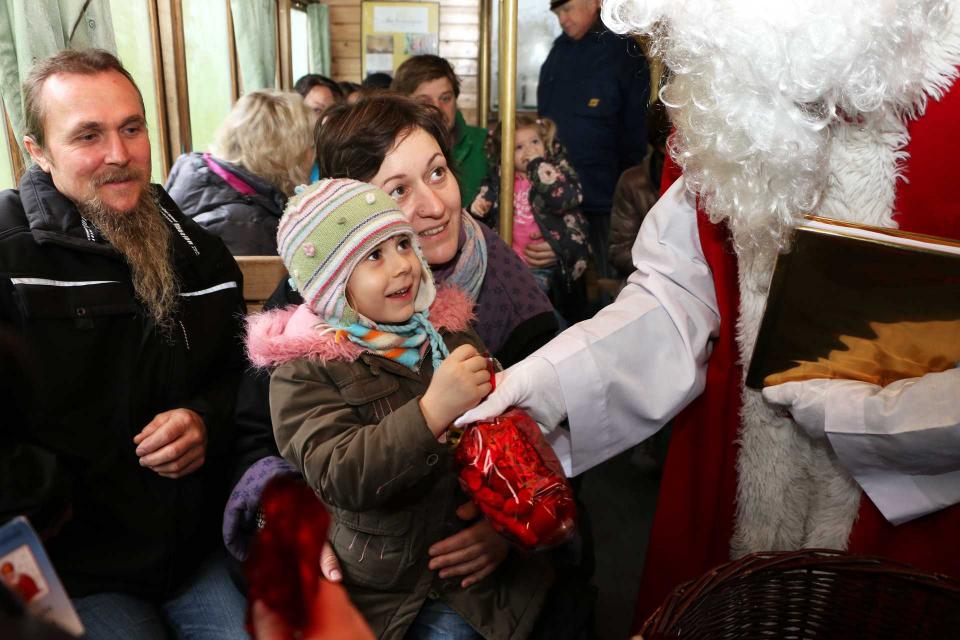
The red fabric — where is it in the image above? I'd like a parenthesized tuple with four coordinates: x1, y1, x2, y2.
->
(632, 163, 743, 625)
(660, 142, 683, 196)
(846, 75, 960, 568)
(245, 476, 331, 635)
(892, 86, 960, 239)
(633, 74, 960, 629)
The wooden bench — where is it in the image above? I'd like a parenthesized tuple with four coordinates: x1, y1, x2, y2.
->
(234, 256, 287, 313)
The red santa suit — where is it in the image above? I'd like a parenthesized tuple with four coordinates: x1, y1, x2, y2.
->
(456, 2, 960, 630)
(634, 71, 960, 624)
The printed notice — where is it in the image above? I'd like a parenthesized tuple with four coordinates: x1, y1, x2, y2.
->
(373, 6, 430, 33)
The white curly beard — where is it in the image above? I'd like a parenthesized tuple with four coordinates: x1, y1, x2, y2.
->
(602, 0, 960, 554)
(604, 0, 958, 254)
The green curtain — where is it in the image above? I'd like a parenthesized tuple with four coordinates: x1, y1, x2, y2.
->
(230, 0, 276, 92)
(0, 0, 116, 162)
(306, 3, 330, 77)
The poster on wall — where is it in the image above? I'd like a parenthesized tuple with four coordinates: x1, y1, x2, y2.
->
(361, 1, 441, 80)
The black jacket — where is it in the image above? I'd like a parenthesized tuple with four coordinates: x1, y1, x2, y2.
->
(165, 152, 287, 256)
(0, 166, 246, 598)
(538, 22, 650, 215)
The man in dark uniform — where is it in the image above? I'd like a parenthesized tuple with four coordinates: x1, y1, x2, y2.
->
(538, 0, 650, 280)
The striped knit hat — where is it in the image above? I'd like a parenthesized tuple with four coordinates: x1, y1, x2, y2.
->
(277, 178, 436, 324)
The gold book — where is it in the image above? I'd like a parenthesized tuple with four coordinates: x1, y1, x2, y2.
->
(745, 216, 960, 390)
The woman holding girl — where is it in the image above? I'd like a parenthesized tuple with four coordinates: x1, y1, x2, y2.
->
(227, 95, 558, 594)
(246, 178, 552, 639)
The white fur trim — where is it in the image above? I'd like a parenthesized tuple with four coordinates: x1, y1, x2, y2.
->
(731, 8, 960, 556)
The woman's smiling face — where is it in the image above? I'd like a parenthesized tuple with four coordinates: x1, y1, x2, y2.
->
(370, 127, 462, 266)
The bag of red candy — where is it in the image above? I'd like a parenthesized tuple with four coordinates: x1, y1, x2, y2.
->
(453, 407, 577, 551)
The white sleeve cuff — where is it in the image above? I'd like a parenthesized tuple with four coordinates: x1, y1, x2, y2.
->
(826, 369, 960, 524)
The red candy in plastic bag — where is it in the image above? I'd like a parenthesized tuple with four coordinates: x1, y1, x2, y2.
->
(453, 407, 576, 550)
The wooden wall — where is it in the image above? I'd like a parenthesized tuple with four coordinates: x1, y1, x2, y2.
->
(325, 0, 482, 125)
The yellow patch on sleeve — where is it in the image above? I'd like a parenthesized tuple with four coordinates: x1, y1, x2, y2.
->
(588, 98, 600, 107)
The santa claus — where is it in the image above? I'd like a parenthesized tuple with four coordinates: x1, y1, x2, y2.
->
(459, 0, 960, 627)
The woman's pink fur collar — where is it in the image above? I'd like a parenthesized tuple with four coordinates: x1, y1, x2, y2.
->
(245, 285, 475, 368)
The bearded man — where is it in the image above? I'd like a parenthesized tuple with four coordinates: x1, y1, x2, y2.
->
(460, 0, 960, 627)
(0, 49, 248, 639)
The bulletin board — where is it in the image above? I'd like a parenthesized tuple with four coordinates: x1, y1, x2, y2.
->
(361, 1, 441, 79)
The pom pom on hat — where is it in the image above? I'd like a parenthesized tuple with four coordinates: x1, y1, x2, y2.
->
(277, 178, 436, 324)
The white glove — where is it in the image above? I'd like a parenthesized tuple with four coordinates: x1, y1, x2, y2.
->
(454, 356, 567, 431)
(762, 378, 879, 440)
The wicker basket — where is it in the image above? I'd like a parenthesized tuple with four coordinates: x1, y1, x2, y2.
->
(639, 550, 960, 639)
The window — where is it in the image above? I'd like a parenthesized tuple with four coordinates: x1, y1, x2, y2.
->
(110, 0, 166, 182)
(0, 0, 304, 188)
(291, 6, 310, 83)
(491, 0, 560, 111)
(0, 105, 14, 191)
(181, 0, 234, 152)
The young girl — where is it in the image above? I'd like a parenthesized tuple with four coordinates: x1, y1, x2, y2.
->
(469, 115, 590, 300)
(246, 178, 551, 640)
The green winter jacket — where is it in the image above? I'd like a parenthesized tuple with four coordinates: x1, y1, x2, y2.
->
(453, 110, 489, 208)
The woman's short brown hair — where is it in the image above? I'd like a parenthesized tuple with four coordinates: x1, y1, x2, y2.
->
(315, 94, 453, 182)
(391, 55, 460, 98)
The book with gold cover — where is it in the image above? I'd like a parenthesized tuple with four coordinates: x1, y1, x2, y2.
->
(745, 216, 960, 389)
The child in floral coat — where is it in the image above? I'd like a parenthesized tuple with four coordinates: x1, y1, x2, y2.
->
(469, 116, 590, 306)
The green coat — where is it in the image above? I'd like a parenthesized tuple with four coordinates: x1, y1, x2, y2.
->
(453, 110, 489, 208)
(262, 290, 552, 639)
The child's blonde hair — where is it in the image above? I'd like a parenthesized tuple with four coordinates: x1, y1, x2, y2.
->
(486, 115, 557, 164)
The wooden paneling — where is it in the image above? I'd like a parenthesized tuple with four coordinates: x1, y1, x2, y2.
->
(332, 39, 360, 57)
(440, 25, 478, 40)
(449, 57, 477, 77)
(440, 7, 479, 24)
(331, 57, 362, 77)
(329, 6, 361, 23)
(329, 23, 361, 38)
(235, 256, 288, 314)
(322, 0, 482, 126)
(439, 40, 478, 59)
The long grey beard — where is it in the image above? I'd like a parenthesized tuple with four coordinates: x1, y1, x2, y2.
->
(80, 186, 180, 331)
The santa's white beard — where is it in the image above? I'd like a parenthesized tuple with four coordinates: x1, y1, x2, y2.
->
(602, 0, 960, 554)
(602, 0, 957, 255)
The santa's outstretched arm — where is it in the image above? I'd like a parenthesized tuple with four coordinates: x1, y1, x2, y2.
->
(458, 178, 720, 476)
(764, 369, 960, 525)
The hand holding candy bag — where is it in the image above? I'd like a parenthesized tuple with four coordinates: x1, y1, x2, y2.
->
(451, 359, 577, 550)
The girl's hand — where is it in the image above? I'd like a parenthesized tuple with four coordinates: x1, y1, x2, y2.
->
(420, 345, 492, 435)
(470, 197, 492, 217)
